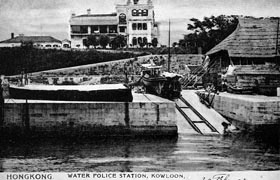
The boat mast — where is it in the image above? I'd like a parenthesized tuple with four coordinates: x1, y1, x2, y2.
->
(168, 19, 171, 72)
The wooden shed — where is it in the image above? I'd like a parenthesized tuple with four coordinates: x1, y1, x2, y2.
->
(205, 17, 280, 95)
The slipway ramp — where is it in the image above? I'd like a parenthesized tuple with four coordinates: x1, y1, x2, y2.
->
(176, 90, 231, 135)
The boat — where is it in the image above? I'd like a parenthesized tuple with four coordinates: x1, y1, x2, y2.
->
(141, 64, 167, 95)
(130, 64, 182, 99)
(226, 84, 255, 94)
(8, 84, 133, 102)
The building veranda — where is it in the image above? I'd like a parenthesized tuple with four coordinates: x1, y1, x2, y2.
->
(69, 0, 159, 49)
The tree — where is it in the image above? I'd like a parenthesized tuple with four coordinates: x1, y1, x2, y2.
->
(172, 42, 178, 47)
(21, 40, 33, 49)
(111, 35, 126, 49)
(151, 38, 158, 48)
(178, 39, 186, 48)
(99, 35, 110, 49)
(179, 15, 238, 54)
(87, 35, 99, 48)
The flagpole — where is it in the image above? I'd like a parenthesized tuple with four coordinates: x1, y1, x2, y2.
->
(168, 19, 171, 72)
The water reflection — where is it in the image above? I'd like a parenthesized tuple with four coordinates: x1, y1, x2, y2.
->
(0, 133, 279, 172)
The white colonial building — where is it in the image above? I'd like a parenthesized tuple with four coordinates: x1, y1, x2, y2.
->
(69, 0, 159, 48)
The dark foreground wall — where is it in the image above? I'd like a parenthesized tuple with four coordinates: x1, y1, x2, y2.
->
(0, 101, 177, 139)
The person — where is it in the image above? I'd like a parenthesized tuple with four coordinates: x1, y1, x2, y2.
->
(222, 122, 231, 136)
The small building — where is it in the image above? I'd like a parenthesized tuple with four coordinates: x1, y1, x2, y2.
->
(69, 0, 159, 48)
(0, 34, 62, 49)
(205, 17, 280, 95)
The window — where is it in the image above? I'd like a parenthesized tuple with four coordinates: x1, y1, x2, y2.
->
(132, 9, 148, 16)
(132, 23, 137, 30)
(119, 13, 127, 24)
(138, 37, 142, 44)
(71, 25, 81, 33)
(143, 37, 148, 44)
(119, 26, 126, 33)
(80, 26, 88, 33)
(109, 25, 117, 33)
(91, 26, 99, 33)
(143, 23, 147, 30)
(100, 25, 108, 33)
(63, 44, 70, 48)
(138, 23, 142, 30)
(132, 9, 138, 16)
(46, 44, 51, 47)
(132, 37, 137, 46)
(53, 44, 59, 47)
(142, 9, 148, 16)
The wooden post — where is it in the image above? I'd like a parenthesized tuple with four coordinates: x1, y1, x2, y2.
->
(124, 102, 130, 127)
(0, 79, 4, 129)
(24, 99, 30, 134)
(156, 104, 160, 124)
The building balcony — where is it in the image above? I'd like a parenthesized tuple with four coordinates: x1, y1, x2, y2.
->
(70, 32, 119, 36)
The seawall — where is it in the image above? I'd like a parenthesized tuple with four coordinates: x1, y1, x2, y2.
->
(197, 91, 280, 131)
(0, 94, 177, 139)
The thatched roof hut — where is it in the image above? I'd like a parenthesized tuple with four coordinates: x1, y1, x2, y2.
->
(207, 17, 280, 59)
(204, 17, 280, 95)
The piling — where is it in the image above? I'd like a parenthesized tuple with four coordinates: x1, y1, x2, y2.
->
(0, 79, 4, 130)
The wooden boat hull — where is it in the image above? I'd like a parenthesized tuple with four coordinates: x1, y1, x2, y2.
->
(141, 77, 166, 96)
(227, 85, 254, 94)
(142, 77, 166, 87)
(9, 84, 133, 102)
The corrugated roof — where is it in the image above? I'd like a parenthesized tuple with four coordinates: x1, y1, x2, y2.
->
(70, 13, 118, 25)
(0, 36, 61, 44)
(206, 17, 280, 58)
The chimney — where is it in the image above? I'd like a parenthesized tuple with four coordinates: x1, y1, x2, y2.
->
(133, 0, 139, 4)
(147, 0, 153, 5)
(11, 33, 14, 39)
(87, 9, 91, 15)
(71, 13, 76, 18)
(127, 0, 132, 5)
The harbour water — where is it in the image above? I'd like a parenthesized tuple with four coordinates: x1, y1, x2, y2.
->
(0, 131, 279, 172)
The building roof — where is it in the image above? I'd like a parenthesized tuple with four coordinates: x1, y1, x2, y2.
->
(70, 13, 118, 26)
(62, 39, 71, 43)
(0, 36, 61, 44)
(206, 17, 280, 58)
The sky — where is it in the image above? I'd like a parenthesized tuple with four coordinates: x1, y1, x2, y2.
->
(0, 0, 280, 45)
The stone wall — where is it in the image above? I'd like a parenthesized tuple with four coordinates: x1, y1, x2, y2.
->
(7, 54, 204, 85)
(198, 92, 280, 127)
(1, 100, 177, 137)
